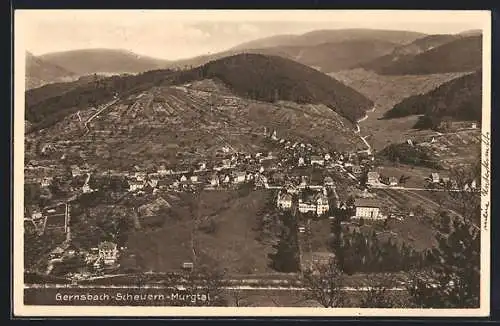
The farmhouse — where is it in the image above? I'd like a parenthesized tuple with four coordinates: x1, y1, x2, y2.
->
(389, 176, 398, 186)
(354, 198, 382, 220)
(430, 173, 440, 183)
(298, 157, 305, 167)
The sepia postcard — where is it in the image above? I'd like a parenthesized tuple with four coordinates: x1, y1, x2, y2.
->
(13, 9, 491, 317)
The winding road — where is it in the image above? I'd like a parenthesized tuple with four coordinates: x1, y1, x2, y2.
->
(82, 99, 119, 136)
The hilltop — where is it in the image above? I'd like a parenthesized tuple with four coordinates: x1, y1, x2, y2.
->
(383, 70, 481, 129)
(169, 29, 423, 73)
(26, 53, 373, 130)
(171, 53, 373, 122)
(361, 35, 482, 75)
(39, 49, 171, 76)
(26, 52, 78, 89)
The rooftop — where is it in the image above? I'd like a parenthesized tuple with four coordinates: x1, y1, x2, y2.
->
(354, 198, 381, 208)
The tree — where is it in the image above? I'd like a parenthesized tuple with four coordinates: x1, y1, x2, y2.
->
(406, 219, 480, 308)
(184, 266, 228, 306)
(301, 258, 347, 307)
(360, 276, 397, 308)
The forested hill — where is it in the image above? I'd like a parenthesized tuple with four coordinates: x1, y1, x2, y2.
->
(172, 53, 373, 122)
(383, 70, 482, 129)
(361, 35, 482, 75)
(26, 53, 373, 131)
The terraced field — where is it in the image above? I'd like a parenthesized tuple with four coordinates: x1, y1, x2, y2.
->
(30, 79, 365, 170)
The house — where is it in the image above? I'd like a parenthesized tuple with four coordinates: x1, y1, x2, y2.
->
(271, 130, 278, 140)
(40, 177, 53, 188)
(157, 165, 169, 176)
(71, 165, 82, 177)
(98, 241, 118, 265)
(471, 122, 478, 129)
(233, 171, 246, 184)
(198, 162, 207, 171)
(324, 153, 331, 161)
(315, 193, 330, 216)
(82, 183, 92, 193)
(298, 192, 329, 216)
(354, 198, 382, 220)
(351, 165, 362, 175)
(210, 174, 219, 187)
(190, 175, 199, 183)
(471, 179, 477, 189)
(182, 262, 194, 271)
(135, 172, 146, 182)
(367, 172, 380, 185)
(259, 166, 265, 173)
(298, 157, 305, 166)
(277, 192, 293, 210)
(311, 156, 325, 166)
(222, 175, 231, 184)
(128, 180, 145, 192)
(300, 176, 308, 187)
(148, 178, 159, 188)
(430, 173, 440, 184)
(180, 175, 188, 182)
(221, 159, 231, 169)
(389, 176, 398, 186)
(324, 176, 335, 187)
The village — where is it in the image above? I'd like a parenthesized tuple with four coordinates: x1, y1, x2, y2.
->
(23, 123, 479, 281)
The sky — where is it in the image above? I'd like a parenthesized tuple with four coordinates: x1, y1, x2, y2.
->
(17, 10, 488, 61)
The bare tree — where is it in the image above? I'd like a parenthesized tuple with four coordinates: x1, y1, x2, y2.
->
(225, 288, 249, 307)
(301, 257, 347, 307)
(360, 275, 397, 308)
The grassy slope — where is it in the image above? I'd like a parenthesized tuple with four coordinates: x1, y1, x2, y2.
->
(329, 68, 470, 151)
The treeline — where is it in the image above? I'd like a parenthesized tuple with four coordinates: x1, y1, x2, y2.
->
(383, 70, 481, 130)
(268, 211, 301, 273)
(376, 143, 441, 169)
(339, 228, 425, 274)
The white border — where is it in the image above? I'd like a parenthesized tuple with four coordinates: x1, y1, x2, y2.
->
(13, 9, 492, 317)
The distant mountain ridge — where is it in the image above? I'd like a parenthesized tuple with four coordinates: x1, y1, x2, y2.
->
(39, 48, 171, 76)
(232, 28, 425, 50)
(25, 52, 78, 90)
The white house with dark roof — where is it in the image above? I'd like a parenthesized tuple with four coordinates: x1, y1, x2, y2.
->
(98, 241, 118, 265)
(354, 198, 382, 219)
(310, 156, 324, 166)
(430, 173, 440, 183)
